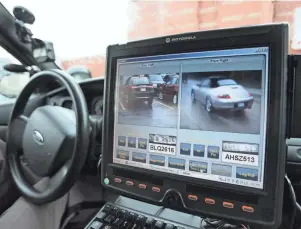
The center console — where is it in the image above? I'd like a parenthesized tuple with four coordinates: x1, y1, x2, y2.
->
(97, 24, 288, 229)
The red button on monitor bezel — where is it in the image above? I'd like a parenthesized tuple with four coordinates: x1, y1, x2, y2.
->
(205, 198, 216, 205)
(188, 194, 198, 201)
(152, 187, 160, 192)
(126, 181, 134, 186)
(223, 202, 234, 209)
(139, 184, 147, 189)
(114, 178, 122, 183)
(242, 205, 254, 213)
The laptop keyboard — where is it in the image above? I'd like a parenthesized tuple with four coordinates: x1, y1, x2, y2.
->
(85, 204, 188, 229)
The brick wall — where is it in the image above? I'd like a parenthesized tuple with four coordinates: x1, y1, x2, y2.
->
(62, 1, 301, 77)
(128, 0, 301, 54)
(61, 55, 105, 77)
(274, 1, 301, 53)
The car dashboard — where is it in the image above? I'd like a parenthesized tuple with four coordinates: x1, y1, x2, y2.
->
(46, 77, 105, 116)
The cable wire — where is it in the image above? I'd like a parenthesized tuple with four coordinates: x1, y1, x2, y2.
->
(200, 217, 251, 229)
(200, 218, 227, 229)
(285, 175, 296, 229)
(241, 224, 250, 229)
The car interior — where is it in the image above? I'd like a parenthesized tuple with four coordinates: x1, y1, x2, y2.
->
(0, 3, 301, 229)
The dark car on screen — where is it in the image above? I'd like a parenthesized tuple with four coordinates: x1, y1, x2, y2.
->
(146, 74, 165, 94)
(121, 76, 155, 108)
(158, 75, 179, 104)
(191, 76, 254, 113)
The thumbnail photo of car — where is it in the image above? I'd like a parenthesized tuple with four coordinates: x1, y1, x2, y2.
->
(120, 76, 155, 108)
(180, 70, 262, 134)
(117, 73, 179, 128)
(158, 75, 179, 104)
(191, 76, 254, 113)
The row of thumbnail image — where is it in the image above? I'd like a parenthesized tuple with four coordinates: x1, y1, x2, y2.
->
(118, 136, 219, 158)
(116, 149, 258, 181)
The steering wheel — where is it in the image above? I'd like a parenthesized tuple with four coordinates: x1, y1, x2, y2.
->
(6, 70, 90, 205)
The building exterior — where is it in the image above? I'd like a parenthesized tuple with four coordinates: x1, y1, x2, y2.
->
(128, 1, 301, 54)
(62, 1, 301, 77)
(61, 55, 105, 78)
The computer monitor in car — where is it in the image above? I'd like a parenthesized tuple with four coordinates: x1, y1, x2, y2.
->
(102, 24, 288, 228)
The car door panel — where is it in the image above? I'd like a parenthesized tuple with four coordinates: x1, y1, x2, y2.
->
(0, 101, 18, 214)
(165, 79, 174, 96)
(203, 88, 210, 104)
(195, 86, 201, 101)
(199, 80, 210, 104)
(197, 83, 204, 102)
(0, 102, 14, 143)
(166, 85, 173, 95)
(161, 83, 167, 95)
(0, 126, 7, 142)
(0, 136, 19, 214)
(0, 102, 14, 126)
(199, 87, 205, 104)
(199, 87, 205, 103)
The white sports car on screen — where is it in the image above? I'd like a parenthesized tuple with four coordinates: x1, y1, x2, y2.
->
(191, 76, 254, 113)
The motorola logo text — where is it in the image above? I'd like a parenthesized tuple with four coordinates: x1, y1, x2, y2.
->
(166, 36, 197, 43)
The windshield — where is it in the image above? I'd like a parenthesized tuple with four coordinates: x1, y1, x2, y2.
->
(217, 79, 237, 86)
(0, 1, 301, 81)
(0, 60, 10, 79)
(0, 47, 30, 100)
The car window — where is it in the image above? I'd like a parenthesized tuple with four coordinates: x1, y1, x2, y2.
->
(201, 79, 210, 88)
(0, 61, 10, 78)
(132, 77, 150, 85)
(0, 47, 29, 103)
(166, 79, 172, 85)
(217, 79, 237, 86)
(171, 78, 178, 85)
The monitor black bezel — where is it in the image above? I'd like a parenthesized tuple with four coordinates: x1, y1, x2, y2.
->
(102, 24, 288, 226)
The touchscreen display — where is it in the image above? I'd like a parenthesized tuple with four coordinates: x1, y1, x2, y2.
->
(113, 47, 268, 189)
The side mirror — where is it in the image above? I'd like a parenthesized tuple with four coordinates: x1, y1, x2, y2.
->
(13, 6, 35, 24)
(0, 73, 29, 98)
(3, 63, 27, 73)
(32, 38, 55, 63)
